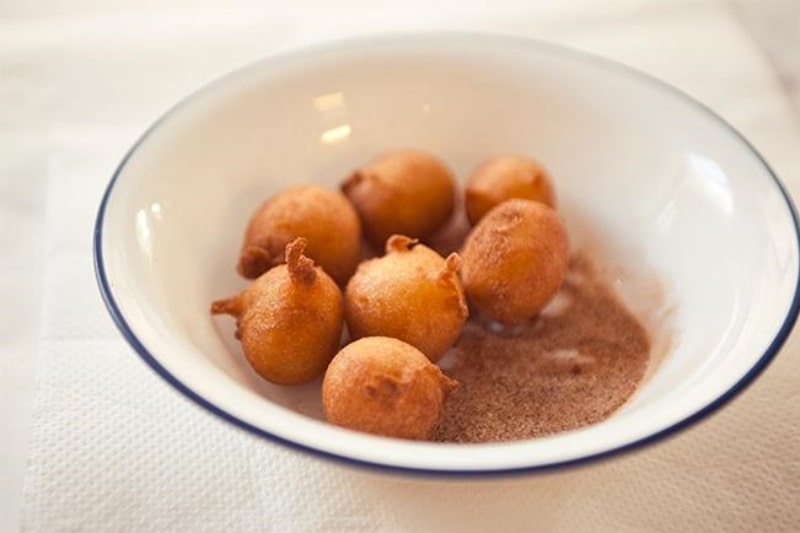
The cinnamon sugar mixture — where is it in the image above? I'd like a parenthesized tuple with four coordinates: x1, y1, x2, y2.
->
(433, 253, 651, 443)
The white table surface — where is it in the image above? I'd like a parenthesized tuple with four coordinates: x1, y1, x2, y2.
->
(2, 1, 799, 530)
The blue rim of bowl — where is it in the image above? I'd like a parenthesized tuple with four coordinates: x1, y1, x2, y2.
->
(93, 32, 800, 478)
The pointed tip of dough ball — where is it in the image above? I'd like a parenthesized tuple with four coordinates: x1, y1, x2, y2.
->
(285, 237, 317, 285)
(237, 243, 280, 279)
(210, 295, 242, 317)
(385, 234, 419, 254)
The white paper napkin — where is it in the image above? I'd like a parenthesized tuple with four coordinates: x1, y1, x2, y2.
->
(20, 3, 800, 532)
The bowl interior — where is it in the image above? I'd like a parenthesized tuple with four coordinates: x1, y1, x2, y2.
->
(98, 35, 799, 473)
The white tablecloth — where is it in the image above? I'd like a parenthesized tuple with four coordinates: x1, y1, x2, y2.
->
(6, 1, 800, 531)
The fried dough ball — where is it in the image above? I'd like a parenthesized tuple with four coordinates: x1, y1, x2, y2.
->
(461, 199, 569, 324)
(237, 184, 361, 286)
(342, 149, 456, 249)
(345, 235, 468, 362)
(212, 238, 344, 385)
(465, 155, 556, 225)
(322, 336, 457, 440)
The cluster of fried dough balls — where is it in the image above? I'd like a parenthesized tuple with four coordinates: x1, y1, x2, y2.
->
(211, 148, 569, 441)
(345, 235, 468, 362)
(342, 149, 456, 250)
(237, 184, 361, 286)
(322, 336, 457, 440)
(212, 238, 343, 385)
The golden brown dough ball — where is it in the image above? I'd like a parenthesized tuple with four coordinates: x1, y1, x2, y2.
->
(322, 336, 457, 440)
(213, 238, 344, 385)
(345, 235, 468, 362)
(237, 184, 361, 286)
(342, 149, 456, 249)
(465, 155, 556, 225)
(460, 199, 569, 324)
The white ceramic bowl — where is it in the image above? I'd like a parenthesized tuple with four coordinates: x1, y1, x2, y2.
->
(94, 33, 800, 475)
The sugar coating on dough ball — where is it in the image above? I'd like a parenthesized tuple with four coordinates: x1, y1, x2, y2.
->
(345, 235, 468, 362)
(214, 238, 344, 385)
(460, 199, 569, 324)
(342, 149, 456, 249)
(322, 336, 457, 440)
(238, 184, 361, 286)
(465, 155, 556, 225)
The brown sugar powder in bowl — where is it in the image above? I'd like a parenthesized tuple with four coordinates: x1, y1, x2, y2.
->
(433, 253, 652, 443)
